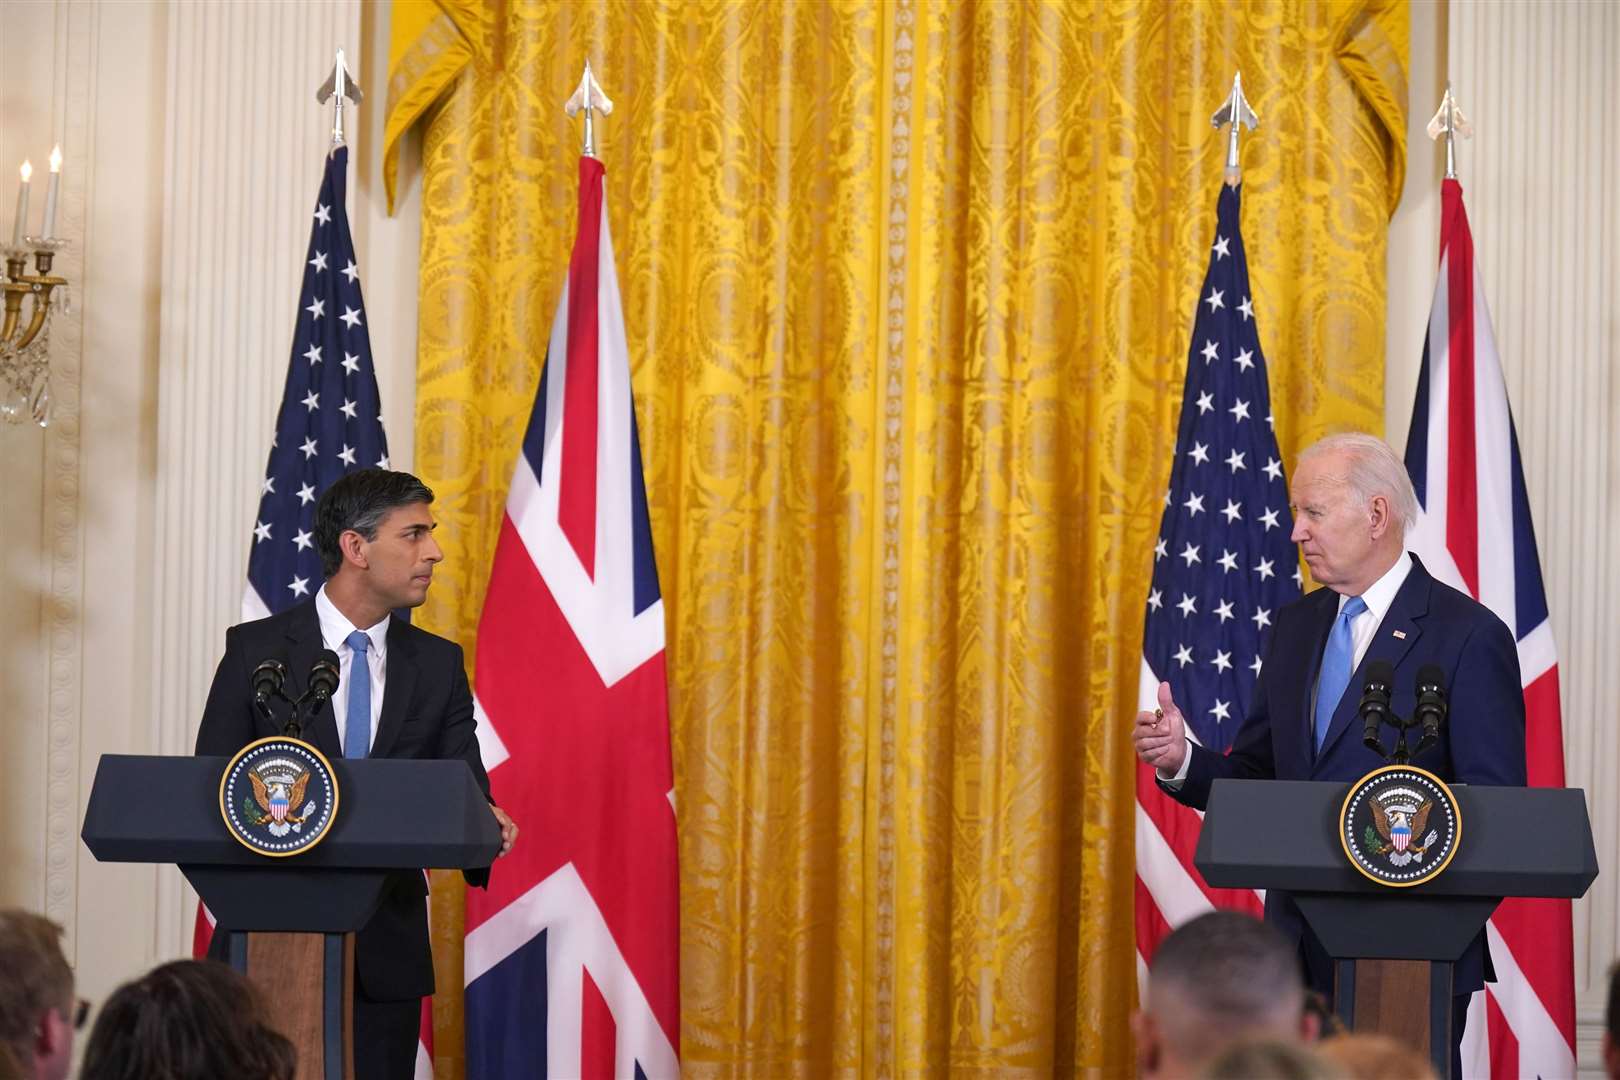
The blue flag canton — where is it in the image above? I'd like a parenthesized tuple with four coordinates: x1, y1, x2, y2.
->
(246, 146, 390, 614)
(1144, 184, 1302, 752)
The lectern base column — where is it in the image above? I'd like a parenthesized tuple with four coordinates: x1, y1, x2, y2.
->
(1334, 957, 1453, 1080)
(231, 930, 356, 1080)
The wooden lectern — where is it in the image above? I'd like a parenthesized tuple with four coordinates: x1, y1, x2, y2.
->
(82, 754, 500, 1080)
(1194, 779, 1597, 1079)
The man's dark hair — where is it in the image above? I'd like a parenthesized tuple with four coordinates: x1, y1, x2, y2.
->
(1153, 913, 1302, 1023)
(0, 909, 74, 1070)
(79, 960, 295, 1080)
(313, 468, 435, 577)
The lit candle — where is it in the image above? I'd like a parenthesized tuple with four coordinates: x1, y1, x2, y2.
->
(42, 145, 61, 240)
(10, 160, 30, 248)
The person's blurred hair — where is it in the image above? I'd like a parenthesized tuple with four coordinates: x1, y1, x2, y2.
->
(0, 909, 74, 1072)
(1200, 1037, 1347, 1080)
(1138, 912, 1314, 1077)
(1317, 1032, 1436, 1080)
(1151, 910, 1305, 1040)
(79, 959, 296, 1080)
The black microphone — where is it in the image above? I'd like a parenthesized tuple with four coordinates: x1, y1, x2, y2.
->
(1413, 663, 1447, 755)
(251, 657, 288, 707)
(1359, 659, 1395, 758)
(307, 649, 341, 706)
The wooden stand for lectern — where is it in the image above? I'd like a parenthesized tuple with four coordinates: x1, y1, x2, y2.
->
(82, 755, 500, 1080)
(1194, 779, 1597, 1080)
(244, 932, 356, 1080)
(1342, 958, 1437, 1051)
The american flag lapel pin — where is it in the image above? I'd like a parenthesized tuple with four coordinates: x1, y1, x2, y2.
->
(1392, 629, 1407, 640)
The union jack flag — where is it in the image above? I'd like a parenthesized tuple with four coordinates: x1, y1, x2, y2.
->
(463, 155, 679, 1078)
(1404, 177, 1575, 1080)
(1133, 182, 1301, 968)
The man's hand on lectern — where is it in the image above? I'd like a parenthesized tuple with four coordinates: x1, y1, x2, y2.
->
(490, 804, 519, 857)
(1133, 681, 1188, 776)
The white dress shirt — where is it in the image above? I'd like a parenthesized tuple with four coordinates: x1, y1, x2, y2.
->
(315, 585, 389, 755)
(1160, 551, 1415, 784)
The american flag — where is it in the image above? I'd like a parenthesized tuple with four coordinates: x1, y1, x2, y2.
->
(462, 155, 679, 1078)
(241, 145, 390, 620)
(1404, 177, 1574, 1080)
(1133, 182, 1301, 969)
(193, 144, 428, 1077)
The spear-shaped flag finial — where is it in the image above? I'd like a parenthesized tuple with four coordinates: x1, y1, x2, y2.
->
(564, 60, 614, 159)
(316, 47, 362, 148)
(1426, 84, 1473, 180)
(1211, 73, 1259, 185)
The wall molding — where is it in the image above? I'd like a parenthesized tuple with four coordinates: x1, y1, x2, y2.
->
(40, 0, 99, 941)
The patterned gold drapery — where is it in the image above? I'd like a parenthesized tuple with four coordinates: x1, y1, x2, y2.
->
(387, 2, 1407, 1075)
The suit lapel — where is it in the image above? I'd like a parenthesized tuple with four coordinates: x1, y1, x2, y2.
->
(1293, 588, 1338, 771)
(369, 618, 417, 758)
(1317, 558, 1431, 761)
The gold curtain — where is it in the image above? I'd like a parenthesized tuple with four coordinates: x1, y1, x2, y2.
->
(386, 1, 1407, 1075)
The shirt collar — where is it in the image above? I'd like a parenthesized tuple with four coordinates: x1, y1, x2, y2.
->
(314, 584, 390, 660)
(1340, 550, 1412, 623)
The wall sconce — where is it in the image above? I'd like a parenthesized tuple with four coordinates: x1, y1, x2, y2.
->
(3, 146, 70, 427)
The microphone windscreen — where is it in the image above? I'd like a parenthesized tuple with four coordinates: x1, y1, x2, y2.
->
(1364, 659, 1395, 688)
(1416, 664, 1446, 692)
(308, 649, 341, 697)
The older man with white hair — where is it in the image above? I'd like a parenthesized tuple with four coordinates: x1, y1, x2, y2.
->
(1131, 431, 1527, 1074)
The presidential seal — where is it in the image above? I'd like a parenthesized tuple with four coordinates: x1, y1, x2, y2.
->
(219, 737, 339, 857)
(1339, 765, 1461, 887)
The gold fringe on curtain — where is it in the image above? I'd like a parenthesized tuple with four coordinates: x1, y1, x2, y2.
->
(387, 2, 1407, 1075)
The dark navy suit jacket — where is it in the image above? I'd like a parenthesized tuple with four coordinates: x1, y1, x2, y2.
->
(1160, 554, 1527, 995)
(195, 598, 493, 1002)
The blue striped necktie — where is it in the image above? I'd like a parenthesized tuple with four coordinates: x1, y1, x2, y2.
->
(344, 629, 371, 759)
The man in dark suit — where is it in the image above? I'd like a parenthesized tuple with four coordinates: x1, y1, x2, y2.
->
(1132, 432, 1526, 1072)
(196, 468, 518, 1080)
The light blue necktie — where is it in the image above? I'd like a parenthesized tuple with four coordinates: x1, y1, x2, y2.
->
(1313, 595, 1367, 752)
(344, 629, 371, 759)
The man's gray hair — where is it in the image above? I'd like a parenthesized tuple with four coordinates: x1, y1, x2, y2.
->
(1299, 432, 1419, 534)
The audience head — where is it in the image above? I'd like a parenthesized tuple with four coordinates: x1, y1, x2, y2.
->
(1317, 1032, 1436, 1080)
(1604, 960, 1619, 1080)
(1134, 911, 1316, 1079)
(0, 909, 77, 1080)
(1200, 1038, 1346, 1080)
(79, 959, 296, 1080)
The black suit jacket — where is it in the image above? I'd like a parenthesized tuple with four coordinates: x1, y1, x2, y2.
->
(196, 598, 493, 1001)
(1161, 554, 1527, 994)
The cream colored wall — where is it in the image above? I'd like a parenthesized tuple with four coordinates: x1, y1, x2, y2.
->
(0, 0, 418, 1012)
(1387, 2, 1620, 1075)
